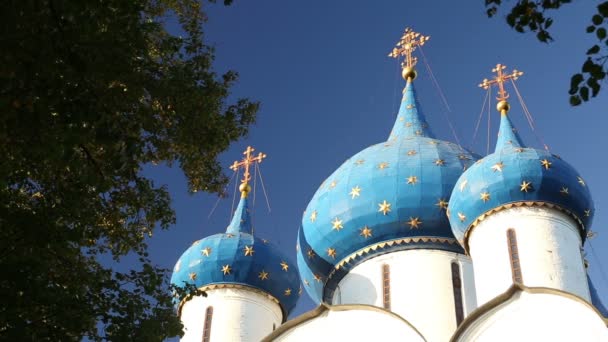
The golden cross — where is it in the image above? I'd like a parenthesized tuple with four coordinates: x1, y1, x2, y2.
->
(388, 28, 430, 70)
(230, 146, 266, 196)
(479, 64, 523, 102)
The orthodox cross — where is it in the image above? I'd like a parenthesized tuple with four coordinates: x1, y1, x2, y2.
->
(479, 64, 523, 102)
(388, 28, 430, 70)
(230, 146, 266, 197)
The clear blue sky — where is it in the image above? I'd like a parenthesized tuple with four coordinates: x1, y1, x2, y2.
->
(143, 1, 608, 318)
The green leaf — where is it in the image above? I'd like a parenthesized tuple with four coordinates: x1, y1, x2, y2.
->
(598, 2, 608, 17)
(587, 25, 596, 33)
(592, 14, 603, 25)
(597, 27, 607, 39)
(580, 86, 590, 101)
(569, 73, 584, 94)
(587, 44, 600, 54)
(570, 95, 582, 106)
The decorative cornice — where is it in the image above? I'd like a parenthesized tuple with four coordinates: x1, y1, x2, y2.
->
(334, 236, 461, 271)
(462, 201, 586, 254)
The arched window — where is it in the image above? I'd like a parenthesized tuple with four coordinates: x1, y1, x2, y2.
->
(382, 264, 391, 310)
(451, 261, 464, 326)
(507, 229, 523, 284)
(202, 306, 213, 342)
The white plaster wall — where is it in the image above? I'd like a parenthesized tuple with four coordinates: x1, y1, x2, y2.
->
(454, 291, 608, 342)
(469, 206, 590, 306)
(180, 287, 282, 342)
(332, 249, 476, 342)
(272, 307, 426, 341)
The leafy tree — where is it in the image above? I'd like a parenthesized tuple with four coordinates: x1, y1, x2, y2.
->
(0, 0, 257, 340)
(484, 0, 608, 105)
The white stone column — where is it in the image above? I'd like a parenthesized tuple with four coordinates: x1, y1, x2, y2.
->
(468, 206, 590, 306)
(179, 287, 282, 342)
(332, 249, 476, 342)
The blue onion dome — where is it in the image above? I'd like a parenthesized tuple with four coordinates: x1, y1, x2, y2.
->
(297, 77, 478, 303)
(171, 191, 301, 317)
(448, 107, 594, 252)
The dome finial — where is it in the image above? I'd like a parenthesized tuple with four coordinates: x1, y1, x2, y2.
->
(389, 27, 430, 81)
(230, 146, 266, 198)
(478, 63, 524, 115)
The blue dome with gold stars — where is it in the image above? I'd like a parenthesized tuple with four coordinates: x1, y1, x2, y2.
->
(448, 110, 594, 251)
(171, 194, 301, 317)
(297, 78, 478, 303)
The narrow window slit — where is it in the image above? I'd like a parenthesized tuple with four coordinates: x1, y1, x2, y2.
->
(382, 264, 391, 310)
(507, 228, 523, 284)
(451, 261, 465, 326)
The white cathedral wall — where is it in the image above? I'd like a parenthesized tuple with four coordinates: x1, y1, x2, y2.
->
(453, 291, 608, 342)
(271, 307, 426, 341)
(468, 206, 590, 306)
(331, 249, 476, 342)
(179, 287, 282, 342)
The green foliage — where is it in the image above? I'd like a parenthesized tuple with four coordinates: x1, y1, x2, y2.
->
(0, 0, 257, 340)
(484, 0, 608, 106)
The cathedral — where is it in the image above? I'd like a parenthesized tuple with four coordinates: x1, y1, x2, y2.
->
(170, 28, 608, 341)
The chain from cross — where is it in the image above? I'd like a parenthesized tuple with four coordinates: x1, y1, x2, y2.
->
(388, 27, 430, 69)
(479, 64, 524, 102)
(230, 146, 266, 188)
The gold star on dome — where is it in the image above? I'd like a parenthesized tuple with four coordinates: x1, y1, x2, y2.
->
(459, 179, 468, 192)
(480, 192, 491, 202)
(492, 162, 504, 172)
(578, 176, 586, 187)
(378, 162, 389, 169)
(560, 187, 569, 196)
(331, 217, 344, 231)
(244, 246, 254, 256)
(406, 104, 414, 109)
(350, 186, 361, 199)
(520, 181, 533, 192)
(355, 159, 365, 165)
(313, 274, 322, 283)
(280, 261, 289, 272)
(327, 247, 337, 259)
(435, 159, 445, 166)
(329, 180, 337, 189)
(284, 288, 292, 296)
(310, 210, 317, 222)
(407, 217, 422, 229)
(407, 150, 417, 156)
(307, 249, 316, 259)
(221, 265, 232, 275)
(399, 117, 405, 122)
(458, 212, 466, 222)
(201, 247, 212, 257)
(378, 200, 392, 215)
(540, 159, 552, 170)
(258, 270, 269, 280)
(405, 122, 413, 127)
(436, 198, 448, 210)
(585, 209, 591, 217)
(304, 279, 310, 286)
(189, 272, 197, 280)
(415, 130, 422, 136)
(407, 176, 418, 185)
(515, 148, 525, 153)
(360, 226, 373, 238)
